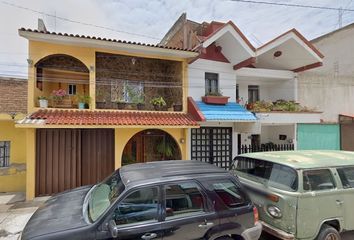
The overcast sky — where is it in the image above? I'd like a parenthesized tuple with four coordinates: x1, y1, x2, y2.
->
(0, 0, 353, 78)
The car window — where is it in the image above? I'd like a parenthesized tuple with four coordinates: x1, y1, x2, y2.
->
(337, 167, 354, 189)
(112, 187, 159, 226)
(303, 169, 336, 191)
(165, 182, 205, 220)
(210, 179, 248, 209)
(233, 157, 298, 192)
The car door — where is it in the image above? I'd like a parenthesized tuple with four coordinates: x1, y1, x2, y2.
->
(297, 168, 344, 239)
(336, 166, 354, 231)
(160, 180, 218, 240)
(97, 186, 163, 240)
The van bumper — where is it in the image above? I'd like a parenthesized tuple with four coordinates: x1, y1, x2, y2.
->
(241, 222, 262, 240)
(261, 221, 295, 240)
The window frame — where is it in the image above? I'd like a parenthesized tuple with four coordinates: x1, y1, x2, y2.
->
(68, 84, 77, 95)
(336, 166, 354, 189)
(0, 141, 10, 168)
(205, 72, 219, 95)
(302, 168, 337, 192)
(162, 180, 208, 221)
(248, 85, 259, 104)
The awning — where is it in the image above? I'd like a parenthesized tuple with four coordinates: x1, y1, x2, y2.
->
(16, 109, 199, 128)
(189, 99, 257, 122)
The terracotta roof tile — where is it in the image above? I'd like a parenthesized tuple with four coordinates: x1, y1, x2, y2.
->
(27, 109, 199, 127)
(19, 28, 198, 53)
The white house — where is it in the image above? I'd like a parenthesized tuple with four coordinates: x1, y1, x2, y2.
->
(161, 13, 323, 168)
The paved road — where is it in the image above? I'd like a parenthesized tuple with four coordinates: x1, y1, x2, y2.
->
(260, 230, 354, 240)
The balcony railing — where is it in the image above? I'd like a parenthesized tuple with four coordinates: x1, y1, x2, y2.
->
(238, 143, 294, 154)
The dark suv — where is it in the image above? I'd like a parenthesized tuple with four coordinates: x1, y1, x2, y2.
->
(22, 160, 261, 240)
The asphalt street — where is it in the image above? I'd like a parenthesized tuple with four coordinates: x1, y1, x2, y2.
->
(259, 231, 354, 240)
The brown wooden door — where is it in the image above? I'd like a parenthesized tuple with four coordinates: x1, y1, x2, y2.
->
(341, 123, 354, 151)
(36, 129, 114, 196)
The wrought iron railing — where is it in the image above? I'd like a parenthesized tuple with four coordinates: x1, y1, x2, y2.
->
(238, 143, 294, 154)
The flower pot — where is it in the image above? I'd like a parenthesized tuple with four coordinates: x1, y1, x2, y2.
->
(137, 103, 145, 110)
(78, 102, 85, 109)
(39, 99, 48, 108)
(202, 96, 230, 105)
(173, 104, 183, 111)
(117, 102, 126, 109)
(153, 105, 166, 111)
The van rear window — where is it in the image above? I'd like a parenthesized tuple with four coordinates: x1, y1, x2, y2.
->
(233, 157, 298, 192)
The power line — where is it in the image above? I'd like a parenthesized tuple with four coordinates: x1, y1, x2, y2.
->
(227, 0, 354, 12)
(0, 0, 161, 41)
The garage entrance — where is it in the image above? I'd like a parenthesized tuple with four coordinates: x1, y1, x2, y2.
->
(35, 129, 115, 196)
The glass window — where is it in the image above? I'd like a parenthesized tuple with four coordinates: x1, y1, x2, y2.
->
(165, 182, 205, 219)
(248, 85, 259, 103)
(205, 72, 219, 95)
(68, 84, 77, 95)
(233, 157, 298, 191)
(113, 187, 159, 226)
(210, 180, 247, 208)
(303, 169, 336, 191)
(337, 167, 354, 189)
(87, 170, 125, 222)
(0, 141, 10, 168)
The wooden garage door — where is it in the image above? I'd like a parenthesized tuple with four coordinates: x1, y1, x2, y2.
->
(36, 129, 114, 196)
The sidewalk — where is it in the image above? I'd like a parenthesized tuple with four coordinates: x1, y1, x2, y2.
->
(0, 193, 48, 240)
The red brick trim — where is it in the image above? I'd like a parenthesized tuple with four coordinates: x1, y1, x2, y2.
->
(233, 57, 256, 70)
(187, 97, 205, 122)
(292, 62, 323, 72)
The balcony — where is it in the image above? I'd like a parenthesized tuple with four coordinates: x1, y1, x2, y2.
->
(95, 53, 183, 112)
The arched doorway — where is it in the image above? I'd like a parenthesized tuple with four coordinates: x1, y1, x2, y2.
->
(122, 129, 182, 166)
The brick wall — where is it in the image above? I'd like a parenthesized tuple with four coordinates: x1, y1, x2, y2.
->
(0, 78, 27, 114)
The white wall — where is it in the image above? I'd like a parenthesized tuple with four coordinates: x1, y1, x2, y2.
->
(260, 125, 295, 144)
(188, 59, 237, 102)
(298, 26, 354, 123)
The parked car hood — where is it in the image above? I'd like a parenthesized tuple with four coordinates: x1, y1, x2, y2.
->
(22, 185, 92, 240)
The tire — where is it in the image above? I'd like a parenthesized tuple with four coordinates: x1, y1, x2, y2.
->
(316, 225, 341, 240)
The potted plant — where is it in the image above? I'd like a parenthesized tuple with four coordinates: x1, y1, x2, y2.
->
(77, 94, 91, 109)
(51, 89, 67, 107)
(38, 96, 48, 108)
(202, 90, 230, 105)
(116, 100, 126, 110)
(150, 96, 167, 111)
(173, 102, 183, 111)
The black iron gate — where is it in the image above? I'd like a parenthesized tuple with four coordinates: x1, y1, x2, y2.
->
(191, 127, 232, 169)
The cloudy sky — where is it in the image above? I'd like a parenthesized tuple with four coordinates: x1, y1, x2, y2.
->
(0, 0, 353, 78)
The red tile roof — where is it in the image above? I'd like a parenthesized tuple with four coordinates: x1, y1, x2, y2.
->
(27, 109, 199, 126)
(19, 28, 198, 52)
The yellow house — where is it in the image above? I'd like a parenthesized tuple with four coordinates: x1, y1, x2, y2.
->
(17, 28, 199, 200)
(0, 77, 27, 193)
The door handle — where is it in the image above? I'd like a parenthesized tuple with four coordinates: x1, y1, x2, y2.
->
(336, 200, 344, 205)
(198, 222, 214, 228)
(141, 233, 157, 240)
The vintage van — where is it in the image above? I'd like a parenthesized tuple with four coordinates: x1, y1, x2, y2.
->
(232, 150, 354, 240)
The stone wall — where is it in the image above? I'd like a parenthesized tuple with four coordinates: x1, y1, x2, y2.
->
(0, 78, 27, 114)
(95, 52, 183, 110)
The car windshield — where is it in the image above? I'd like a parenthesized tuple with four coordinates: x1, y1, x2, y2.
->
(232, 156, 298, 192)
(87, 170, 125, 222)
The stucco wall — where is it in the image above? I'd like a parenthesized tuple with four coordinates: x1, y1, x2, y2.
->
(0, 121, 27, 192)
(298, 26, 354, 122)
(260, 125, 295, 144)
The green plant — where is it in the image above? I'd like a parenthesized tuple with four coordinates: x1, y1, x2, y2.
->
(77, 94, 91, 104)
(150, 96, 166, 107)
(205, 90, 223, 96)
(38, 96, 47, 100)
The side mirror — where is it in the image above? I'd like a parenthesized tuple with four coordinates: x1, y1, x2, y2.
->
(108, 220, 118, 238)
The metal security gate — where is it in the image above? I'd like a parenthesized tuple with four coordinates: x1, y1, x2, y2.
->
(36, 129, 115, 196)
(191, 127, 232, 169)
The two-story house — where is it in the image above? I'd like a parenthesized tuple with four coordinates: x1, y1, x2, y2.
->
(17, 22, 199, 200)
(161, 13, 324, 169)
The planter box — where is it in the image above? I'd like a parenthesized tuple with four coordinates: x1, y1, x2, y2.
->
(202, 96, 230, 105)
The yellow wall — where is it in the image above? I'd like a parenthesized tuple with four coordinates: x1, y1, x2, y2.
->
(114, 127, 188, 169)
(0, 121, 27, 192)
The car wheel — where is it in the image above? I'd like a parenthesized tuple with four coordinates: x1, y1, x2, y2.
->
(316, 225, 341, 240)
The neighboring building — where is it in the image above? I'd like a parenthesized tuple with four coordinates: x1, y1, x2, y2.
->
(0, 76, 27, 192)
(17, 23, 199, 199)
(161, 13, 324, 168)
(298, 23, 354, 151)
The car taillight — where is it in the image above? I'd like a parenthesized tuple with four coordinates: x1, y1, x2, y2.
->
(253, 206, 259, 224)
